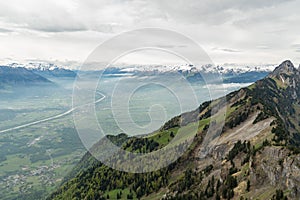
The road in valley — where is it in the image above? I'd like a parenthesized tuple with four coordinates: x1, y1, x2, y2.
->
(0, 92, 106, 134)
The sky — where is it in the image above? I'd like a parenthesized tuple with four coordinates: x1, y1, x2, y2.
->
(0, 0, 300, 68)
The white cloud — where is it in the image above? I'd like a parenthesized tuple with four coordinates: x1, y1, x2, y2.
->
(0, 0, 299, 66)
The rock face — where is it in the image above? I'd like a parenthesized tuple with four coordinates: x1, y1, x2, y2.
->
(269, 60, 297, 77)
(268, 60, 300, 91)
(251, 147, 300, 197)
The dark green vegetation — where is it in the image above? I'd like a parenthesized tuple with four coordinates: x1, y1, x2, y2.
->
(49, 61, 300, 199)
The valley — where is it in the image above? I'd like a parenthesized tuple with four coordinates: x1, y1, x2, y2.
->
(1, 0, 299, 199)
(0, 69, 254, 199)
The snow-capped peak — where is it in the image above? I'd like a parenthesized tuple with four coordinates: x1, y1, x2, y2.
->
(116, 63, 277, 74)
(118, 64, 195, 73)
(5, 62, 63, 71)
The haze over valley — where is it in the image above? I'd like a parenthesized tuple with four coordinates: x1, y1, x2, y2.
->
(0, 61, 270, 199)
(1, 0, 300, 199)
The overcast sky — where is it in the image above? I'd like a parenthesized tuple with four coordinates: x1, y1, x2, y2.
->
(0, 0, 300, 67)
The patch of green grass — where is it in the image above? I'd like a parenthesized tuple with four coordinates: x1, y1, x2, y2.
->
(254, 142, 263, 151)
(240, 163, 250, 177)
(248, 83, 256, 90)
(0, 154, 31, 173)
(227, 105, 239, 117)
(104, 188, 136, 199)
(272, 77, 287, 89)
(149, 127, 179, 146)
(255, 187, 277, 199)
(144, 117, 210, 150)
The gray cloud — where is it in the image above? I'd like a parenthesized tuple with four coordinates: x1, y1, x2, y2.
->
(0, 0, 299, 65)
(292, 44, 300, 48)
(292, 44, 300, 52)
(0, 0, 297, 32)
(212, 47, 241, 53)
(221, 49, 241, 53)
(152, 0, 295, 25)
(0, 28, 12, 32)
(156, 44, 188, 49)
(256, 45, 270, 50)
(0, 0, 160, 33)
(30, 25, 87, 33)
(0, 0, 92, 33)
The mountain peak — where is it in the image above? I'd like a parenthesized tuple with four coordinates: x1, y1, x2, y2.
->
(278, 60, 294, 69)
(270, 60, 296, 77)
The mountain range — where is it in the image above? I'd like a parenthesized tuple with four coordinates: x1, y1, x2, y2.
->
(48, 60, 300, 200)
(3, 62, 277, 74)
(0, 66, 53, 89)
(7, 62, 76, 78)
(115, 63, 277, 74)
(0, 63, 76, 90)
(0, 62, 270, 90)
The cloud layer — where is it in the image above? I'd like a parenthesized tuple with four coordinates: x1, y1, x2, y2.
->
(0, 0, 299, 66)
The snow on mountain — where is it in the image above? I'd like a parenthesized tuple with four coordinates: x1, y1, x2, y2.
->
(1, 61, 277, 74)
(0, 62, 77, 78)
(6, 62, 63, 71)
(219, 63, 277, 74)
(117, 63, 277, 74)
(119, 64, 195, 73)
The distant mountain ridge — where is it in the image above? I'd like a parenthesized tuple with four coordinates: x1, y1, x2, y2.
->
(49, 60, 300, 200)
(3, 61, 275, 79)
(103, 64, 271, 83)
(0, 66, 53, 89)
(1, 61, 282, 74)
(6, 62, 77, 77)
(114, 63, 277, 74)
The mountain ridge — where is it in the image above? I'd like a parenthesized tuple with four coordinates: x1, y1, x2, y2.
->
(49, 60, 300, 200)
(6, 62, 77, 78)
(270, 60, 296, 75)
(3, 61, 275, 74)
(0, 66, 54, 89)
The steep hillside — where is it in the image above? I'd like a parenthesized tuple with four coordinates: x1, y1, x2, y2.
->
(49, 60, 300, 200)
